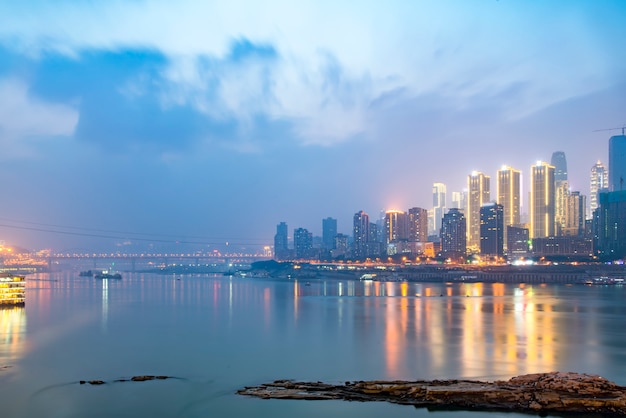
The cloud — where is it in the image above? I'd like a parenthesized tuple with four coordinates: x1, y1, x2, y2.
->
(0, 78, 78, 158)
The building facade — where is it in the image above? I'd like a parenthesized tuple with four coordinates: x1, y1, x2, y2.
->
(322, 217, 337, 250)
(294, 228, 313, 259)
(594, 190, 626, 260)
(467, 171, 490, 252)
(530, 161, 556, 238)
(496, 165, 520, 251)
(590, 160, 608, 217)
(440, 208, 466, 260)
(609, 133, 626, 192)
(429, 183, 447, 235)
(274, 222, 289, 260)
(480, 203, 504, 257)
(408, 207, 428, 242)
(352, 211, 370, 259)
(384, 210, 408, 244)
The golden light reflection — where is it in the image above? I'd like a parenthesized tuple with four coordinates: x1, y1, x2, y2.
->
(0, 307, 26, 366)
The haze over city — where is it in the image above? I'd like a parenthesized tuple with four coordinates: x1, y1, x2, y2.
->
(0, 1, 625, 252)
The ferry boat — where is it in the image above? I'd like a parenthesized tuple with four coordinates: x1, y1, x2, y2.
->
(0, 274, 25, 306)
(94, 270, 122, 280)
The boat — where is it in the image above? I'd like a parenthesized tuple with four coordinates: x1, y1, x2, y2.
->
(0, 274, 26, 306)
(79, 270, 94, 277)
(94, 271, 122, 280)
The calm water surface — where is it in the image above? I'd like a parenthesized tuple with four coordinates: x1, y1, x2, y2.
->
(2, 272, 626, 417)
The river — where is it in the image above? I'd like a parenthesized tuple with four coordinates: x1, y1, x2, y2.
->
(1, 272, 625, 417)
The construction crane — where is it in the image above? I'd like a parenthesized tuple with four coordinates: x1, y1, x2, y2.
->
(593, 126, 626, 135)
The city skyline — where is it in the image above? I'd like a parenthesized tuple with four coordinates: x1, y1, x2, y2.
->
(0, 1, 625, 251)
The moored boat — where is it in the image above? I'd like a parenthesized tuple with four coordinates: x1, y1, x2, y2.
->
(0, 274, 25, 306)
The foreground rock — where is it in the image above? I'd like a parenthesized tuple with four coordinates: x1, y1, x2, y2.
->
(237, 372, 626, 416)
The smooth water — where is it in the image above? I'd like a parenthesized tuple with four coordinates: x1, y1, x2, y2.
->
(2, 272, 626, 417)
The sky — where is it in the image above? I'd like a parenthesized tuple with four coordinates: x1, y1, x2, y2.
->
(0, 0, 625, 253)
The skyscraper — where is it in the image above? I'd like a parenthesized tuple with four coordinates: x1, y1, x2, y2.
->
(384, 210, 408, 244)
(408, 207, 428, 242)
(609, 133, 626, 192)
(564, 191, 585, 236)
(467, 171, 490, 252)
(353, 211, 370, 259)
(451, 191, 466, 213)
(322, 217, 337, 250)
(595, 190, 626, 260)
(496, 165, 520, 251)
(551, 151, 568, 182)
(480, 203, 504, 257)
(440, 208, 466, 260)
(429, 183, 447, 235)
(590, 160, 609, 215)
(274, 222, 289, 260)
(294, 228, 313, 259)
(554, 180, 569, 235)
(530, 161, 556, 238)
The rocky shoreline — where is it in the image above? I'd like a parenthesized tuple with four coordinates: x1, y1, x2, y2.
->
(237, 372, 626, 416)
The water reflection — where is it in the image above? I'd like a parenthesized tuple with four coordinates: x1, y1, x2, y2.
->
(0, 307, 26, 367)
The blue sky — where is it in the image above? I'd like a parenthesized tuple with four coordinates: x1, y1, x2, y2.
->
(0, 1, 625, 252)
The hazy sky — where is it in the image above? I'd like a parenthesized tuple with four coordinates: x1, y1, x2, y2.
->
(0, 1, 625, 252)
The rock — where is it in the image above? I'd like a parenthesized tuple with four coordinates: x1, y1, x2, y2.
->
(237, 372, 626, 416)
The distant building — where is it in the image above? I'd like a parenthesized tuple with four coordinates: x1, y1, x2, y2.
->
(352, 211, 369, 259)
(594, 190, 626, 260)
(531, 236, 592, 257)
(408, 207, 428, 242)
(322, 217, 337, 250)
(480, 203, 504, 257)
(590, 160, 608, 217)
(467, 171, 490, 252)
(507, 225, 529, 256)
(563, 191, 585, 236)
(274, 222, 289, 260)
(530, 161, 555, 238)
(551, 151, 568, 182)
(497, 165, 521, 251)
(450, 191, 466, 214)
(440, 208, 466, 260)
(384, 210, 408, 244)
(294, 228, 313, 259)
(555, 180, 569, 235)
(332, 233, 349, 259)
(429, 183, 447, 235)
(609, 133, 626, 191)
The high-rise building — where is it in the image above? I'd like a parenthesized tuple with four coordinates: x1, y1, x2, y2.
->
(551, 151, 568, 182)
(353, 211, 370, 259)
(507, 225, 529, 255)
(274, 222, 289, 260)
(563, 191, 585, 236)
(429, 183, 447, 235)
(496, 165, 520, 251)
(530, 161, 556, 238)
(384, 210, 408, 244)
(451, 191, 466, 213)
(294, 228, 313, 259)
(467, 171, 490, 251)
(480, 203, 504, 257)
(590, 160, 609, 216)
(322, 217, 337, 250)
(554, 180, 569, 235)
(609, 133, 626, 192)
(408, 207, 428, 242)
(440, 208, 466, 260)
(594, 190, 626, 260)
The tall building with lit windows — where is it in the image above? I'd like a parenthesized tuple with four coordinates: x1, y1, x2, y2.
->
(551, 151, 568, 182)
(480, 203, 504, 257)
(467, 171, 490, 252)
(530, 161, 556, 238)
(384, 210, 408, 244)
(274, 222, 289, 260)
(408, 207, 428, 242)
(353, 211, 370, 259)
(440, 208, 466, 260)
(429, 183, 447, 235)
(590, 160, 609, 216)
(294, 228, 313, 259)
(496, 165, 520, 251)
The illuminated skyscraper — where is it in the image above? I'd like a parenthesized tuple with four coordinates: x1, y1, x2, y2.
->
(590, 161, 608, 215)
(564, 191, 585, 236)
(496, 166, 520, 251)
(609, 133, 626, 191)
(384, 210, 408, 244)
(294, 228, 313, 259)
(554, 180, 569, 235)
(429, 183, 447, 235)
(440, 208, 466, 260)
(480, 203, 504, 257)
(467, 171, 490, 251)
(353, 211, 370, 259)
(530, 161, 556, 238)
(408, 207, 428, 242)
